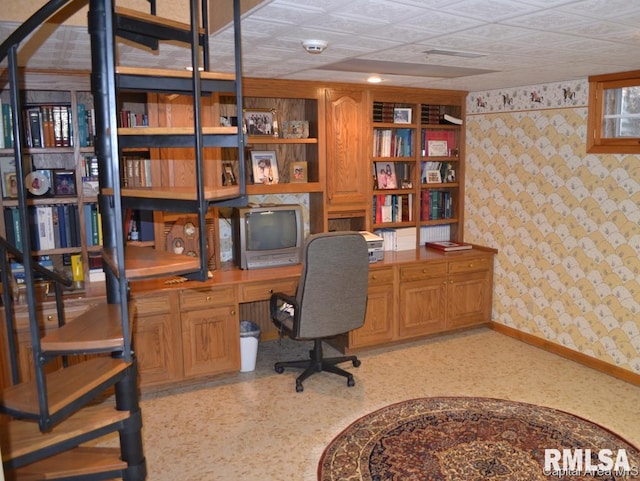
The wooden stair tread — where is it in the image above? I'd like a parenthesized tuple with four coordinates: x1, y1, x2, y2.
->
(103, 246, 200, 280)
(115, 6, 204, 34)
(0, 358, 130, 417)
(41, 304, 125, 353)
(118, 126, 237, 135)
(1, 404, 128, 463)
(116, 65, 235, 81)
(104, 184, 241, 201)
(10, 446, 125, 480)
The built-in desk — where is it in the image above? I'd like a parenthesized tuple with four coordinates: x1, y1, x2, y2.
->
(0, 246, 495, 392)
(128, 245, 495, 391)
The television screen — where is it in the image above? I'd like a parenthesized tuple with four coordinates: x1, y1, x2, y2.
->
(246, 210, 298, 251)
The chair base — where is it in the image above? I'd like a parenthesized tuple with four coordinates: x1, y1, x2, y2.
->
(274, 339, 361, 392)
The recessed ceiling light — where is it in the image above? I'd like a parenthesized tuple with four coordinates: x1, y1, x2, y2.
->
(185, 66, 205, 71)
(367, 75, 382, 83)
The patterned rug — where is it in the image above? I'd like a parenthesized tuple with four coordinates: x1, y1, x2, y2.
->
(318, 397, 640, 480)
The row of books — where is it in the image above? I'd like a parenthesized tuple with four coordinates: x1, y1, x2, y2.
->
(3, 203, 102, 251)
(422, 129, 457, 157)
(10, 256, 54, 285)
(373, 193, 414, 224)
(118, 110, 148, 128)
(420, 189, 453, 221)
(122, 156, 152, 187)
(373, 128, 413, 157)
(421, 105, 463, 126)
(372, 102, 412, 124)
(374, 227, 417, 251)
(0, 100, 96, 149)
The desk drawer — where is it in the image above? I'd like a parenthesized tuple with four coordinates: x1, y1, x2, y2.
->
(180, 286, 236, 310)
(369, 267, 394, 286)
(239, 279, 298, 303)
(400, 262, 447, 282)
(132, 295, 172, 316)
(448, 256, 490, 274)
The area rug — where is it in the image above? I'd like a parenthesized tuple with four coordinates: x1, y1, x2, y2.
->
(318, 397, 640, 480)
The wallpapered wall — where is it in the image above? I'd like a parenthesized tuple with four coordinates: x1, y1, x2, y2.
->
(466, 79, 640, 375)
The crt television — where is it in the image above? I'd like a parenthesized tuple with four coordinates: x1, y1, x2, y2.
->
(232, 204, 304, 270)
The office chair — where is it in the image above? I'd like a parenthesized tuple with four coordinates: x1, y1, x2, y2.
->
(270, 232, 369, 392)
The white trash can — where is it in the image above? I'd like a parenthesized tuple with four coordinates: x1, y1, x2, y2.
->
(239, 320, 261, 372)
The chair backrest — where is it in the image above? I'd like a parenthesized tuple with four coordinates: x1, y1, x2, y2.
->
(295, 232, 369, 339)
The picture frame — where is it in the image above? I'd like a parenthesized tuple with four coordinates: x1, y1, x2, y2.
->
(425, 170, 442, 184)
(290, 161, 308, 183)
(3, 172, 17, 198)
(393, 107, 412, 124)
(222, 162, 237, 186)
(375, 162, 398, 190)
(53, 170, 77, 196)
(282, 121, 309, 139)
(0, 157, 16, 198)
(243, 108, 279, 137)
(250, 150, 279, 184)
(427, 140, 448, 157)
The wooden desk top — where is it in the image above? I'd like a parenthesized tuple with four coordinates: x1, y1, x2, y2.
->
(129, 245, 496, 296)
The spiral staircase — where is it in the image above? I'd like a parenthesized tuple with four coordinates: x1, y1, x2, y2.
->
(0, 0, 244, 478)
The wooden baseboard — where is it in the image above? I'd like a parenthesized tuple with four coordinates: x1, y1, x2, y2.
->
(489, 322, 640, 387)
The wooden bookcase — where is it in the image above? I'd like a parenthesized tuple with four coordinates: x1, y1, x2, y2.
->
(0, 71, 100, 286)
(368, 87, 466, 247)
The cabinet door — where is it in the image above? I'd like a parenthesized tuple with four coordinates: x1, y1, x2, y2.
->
(447, 270, 491, 329)
(399, 278, 446, 339)
(350, 283, 395, 348)
(132, 293, 182, 387)
(325, 88, 368, 208)
(181, 305, 239, 378)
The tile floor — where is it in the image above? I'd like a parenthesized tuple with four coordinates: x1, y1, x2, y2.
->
(107, 327, 640, 480)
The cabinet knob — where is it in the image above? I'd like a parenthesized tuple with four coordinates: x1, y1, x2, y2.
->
(230, 309, 236, 315)
(422, 269, 427, 273)
(468, 263, 474, 268)
(372, 275, 377, 280)
(206, 296, 212, 301)
(268, 289, 273, 294)
(47, 315, 53, 321)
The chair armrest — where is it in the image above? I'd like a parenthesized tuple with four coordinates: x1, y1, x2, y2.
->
(269, 292, 298, 319)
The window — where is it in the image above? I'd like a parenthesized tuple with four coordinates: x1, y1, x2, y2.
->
(587, 70, 640, 153)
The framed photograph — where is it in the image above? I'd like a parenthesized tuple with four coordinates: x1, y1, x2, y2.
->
(282, 121, 309, 139)
(393, 107, 412, 124)
(375, 162, 398, 190)
(426, 170, 442, 184)
(243, 108, 278, 137)
(0, 157, 16, 198)
(53, 170, 77, 196)
(222, 162, 237, 186)
(290, 161, 308, 183)
(250, 150, 279, 184)
(427, 140, 448, 157)
(3, 172, 17, 198)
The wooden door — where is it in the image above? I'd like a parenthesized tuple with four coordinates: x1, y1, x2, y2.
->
(325, 88, 368, 209)
(398, 278, 446, 339)
(446, 270, 492, 329)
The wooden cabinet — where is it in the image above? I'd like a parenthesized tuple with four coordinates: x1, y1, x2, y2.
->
(446, 257, 493, 329)
(325, 87, 368, 210)
(350, 266, 395, 348)
(131, 292, 182, 387)
(179, 285, 239, 378)
(398, 261, 448, 338)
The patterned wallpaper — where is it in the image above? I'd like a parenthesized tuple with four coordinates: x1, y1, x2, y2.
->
(466, 79, 640, 375)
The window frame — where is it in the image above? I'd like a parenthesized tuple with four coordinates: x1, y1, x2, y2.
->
(587, 69, 640, 154)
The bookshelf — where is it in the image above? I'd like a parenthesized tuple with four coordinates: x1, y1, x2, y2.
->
(0, 72, 102, 287)
(369, 91, 466, 248)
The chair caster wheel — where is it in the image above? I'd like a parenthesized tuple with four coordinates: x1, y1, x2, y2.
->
(296, 381, 304, 392)
(275, 366, 284, 374)
(353, 359, 361, 367)
(347, 376, 355, 387)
